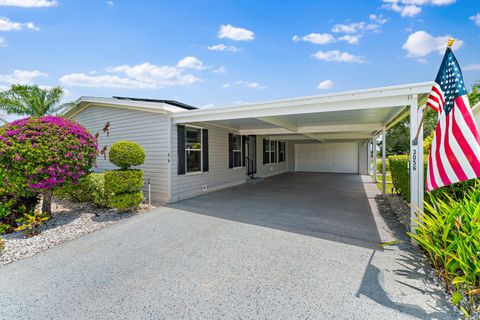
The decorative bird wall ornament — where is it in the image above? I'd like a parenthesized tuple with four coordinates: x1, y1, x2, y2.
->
(94, 132, 99, 140)
(103, 121, 110, 137)
(100, 145, 108, 160)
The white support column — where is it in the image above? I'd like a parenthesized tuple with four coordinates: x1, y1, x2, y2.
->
(367, 141, 373, 175)
(372, 137, 377, 183)
(382, 127, 387, 194)
(417, 105, 425, 215)
(409, 94, 422, 233)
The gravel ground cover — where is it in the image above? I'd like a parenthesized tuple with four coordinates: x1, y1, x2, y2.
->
(0, 198, 153, 266)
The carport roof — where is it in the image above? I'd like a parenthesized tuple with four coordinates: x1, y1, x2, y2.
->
(172, 82, 433, 142)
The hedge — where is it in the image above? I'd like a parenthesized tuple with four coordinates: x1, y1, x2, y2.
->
(388, 155, 477, 202)
(56, 173, 109, 207)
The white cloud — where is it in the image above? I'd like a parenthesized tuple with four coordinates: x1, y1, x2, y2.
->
(108, 63, 201, 86)
(339, 34, 361, 44)
(464, 64, 480, 71)
(0, 69, 47, 85)
(60, 73, 155, 89)
(0, 17, 39, 31)
(312, 50, 366, 63)
(213, 66, 226, 74)
(470, 13, 480, 26)
(0, 0, 57, 7)
(218, 24, 255, 41)
(203, 103, 215, 108)
(223, 81, 265, 89)
(331, 17, 384, 34)
(382, 0, 455, 17)
(61, 62, 201, 89)
(298, 33, 335, 44)
(402, 31, 463, 59)
(318, 80, 333, 89)
(176, 56, 207, 70)
(207, 44, 240, 52)
(0, 36, 5, 47)
(107, 1, 114, 6)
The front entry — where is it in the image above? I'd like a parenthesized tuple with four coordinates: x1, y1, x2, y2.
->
(245, 135, 256, 178)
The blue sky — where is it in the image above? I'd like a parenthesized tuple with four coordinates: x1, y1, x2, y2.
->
(0, 0, 479, 111)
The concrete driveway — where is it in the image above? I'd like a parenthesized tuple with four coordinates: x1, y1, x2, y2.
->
(0, 173, 456, 319)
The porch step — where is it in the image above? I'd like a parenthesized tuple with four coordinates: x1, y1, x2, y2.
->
(246, 177, 265, 184)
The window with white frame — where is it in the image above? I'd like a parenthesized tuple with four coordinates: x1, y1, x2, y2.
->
(263, 139, 277, 164)
(185, 126, 202, 173)
(232, 134, 242, 168)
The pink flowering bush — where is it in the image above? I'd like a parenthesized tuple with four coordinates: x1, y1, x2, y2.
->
(0, 116, 98, 210)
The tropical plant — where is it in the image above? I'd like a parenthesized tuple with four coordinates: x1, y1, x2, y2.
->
(0, 116, 98, 215)
(0, 84, 68, 117)
(410, 188, 480, 316)
(15, 210, 49, 237)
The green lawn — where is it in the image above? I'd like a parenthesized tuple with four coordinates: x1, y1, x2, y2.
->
(370, 158, 395, 194)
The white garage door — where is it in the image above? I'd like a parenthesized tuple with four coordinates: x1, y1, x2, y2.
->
(295, 142, 359, 173)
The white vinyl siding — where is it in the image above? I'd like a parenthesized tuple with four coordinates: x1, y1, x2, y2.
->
(72, 106, 170, 203)
(171, 123, 246, 201)
(295, 142, 359, 173)
(256, 137, 288, 178)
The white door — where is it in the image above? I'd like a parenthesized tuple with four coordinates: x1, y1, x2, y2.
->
(295, 142, 359, 173)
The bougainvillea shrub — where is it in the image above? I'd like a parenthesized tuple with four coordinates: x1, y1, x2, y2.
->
(0, 116, 98, 199)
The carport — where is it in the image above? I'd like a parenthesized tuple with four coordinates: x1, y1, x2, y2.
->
(172, 82, 433, 232)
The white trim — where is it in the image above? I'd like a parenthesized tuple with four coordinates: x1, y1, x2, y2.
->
(172, 82, 433, 124)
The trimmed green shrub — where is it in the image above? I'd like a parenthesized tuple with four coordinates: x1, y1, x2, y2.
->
(108, 191, 144, 211)
(410, 188, 480, 316)
(105, 170, 144, 210)
(108, 141, 145, 170)
(389, 155, 476, 203)
(56, 173, 108, 207)
(389, 155, 411, 201)
(104, 170, 144, 194)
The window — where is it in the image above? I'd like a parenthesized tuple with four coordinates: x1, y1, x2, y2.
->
(263, 139, 277, 164)
(278, 141, 286, 162)
(185, 126, 202, 173)
(232, 134, 242, 168)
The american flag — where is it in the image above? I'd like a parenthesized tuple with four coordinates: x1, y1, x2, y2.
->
(426, 47, 480, 192)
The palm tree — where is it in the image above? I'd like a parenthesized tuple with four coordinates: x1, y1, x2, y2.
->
(0, 84, 66, 116)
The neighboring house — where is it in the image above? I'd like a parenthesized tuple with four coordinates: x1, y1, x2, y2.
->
(65, 82, 433, 204)
(473, 101, 480, 127)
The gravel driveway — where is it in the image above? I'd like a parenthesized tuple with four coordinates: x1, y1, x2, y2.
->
(0, 173, 457, 319)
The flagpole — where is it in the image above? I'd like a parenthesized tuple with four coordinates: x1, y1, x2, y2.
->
(412, 38, 455, 146)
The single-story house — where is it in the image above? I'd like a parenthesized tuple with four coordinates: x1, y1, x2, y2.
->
(65, 82, 433, 228)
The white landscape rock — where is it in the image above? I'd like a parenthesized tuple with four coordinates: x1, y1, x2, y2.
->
(0, 199, 152, 266)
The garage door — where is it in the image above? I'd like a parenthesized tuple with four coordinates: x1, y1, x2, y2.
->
(295, 142, 359, 173)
